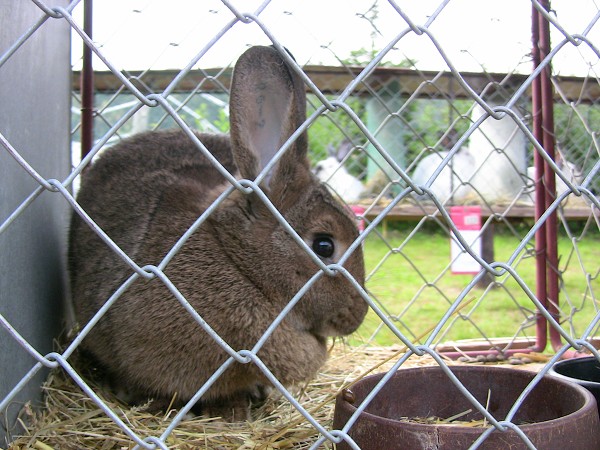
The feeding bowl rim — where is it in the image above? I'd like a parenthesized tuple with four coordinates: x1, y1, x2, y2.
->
(335, 364, 598, 433)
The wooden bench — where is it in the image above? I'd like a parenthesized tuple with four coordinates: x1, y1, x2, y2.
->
(358, 202, 595, 236)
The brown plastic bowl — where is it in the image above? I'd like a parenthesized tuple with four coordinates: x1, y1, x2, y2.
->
(333, 365, 600, 449)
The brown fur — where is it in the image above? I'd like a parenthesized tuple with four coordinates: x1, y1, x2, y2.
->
(69, 46, 367, 420)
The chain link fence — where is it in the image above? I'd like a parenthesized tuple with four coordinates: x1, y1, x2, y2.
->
(2, 0, 600, 448)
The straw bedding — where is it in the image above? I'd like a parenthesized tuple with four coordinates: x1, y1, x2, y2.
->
(6, 345, 452, 450)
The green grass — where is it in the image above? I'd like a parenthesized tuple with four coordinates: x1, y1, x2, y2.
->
(351, 225, 600, 349)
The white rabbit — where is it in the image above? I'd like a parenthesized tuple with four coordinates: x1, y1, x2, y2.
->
(314, 141, 365, 203)
(519, 153, 584, 205)
(410, 148, 475, 203)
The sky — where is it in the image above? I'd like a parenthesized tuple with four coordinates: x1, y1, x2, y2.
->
(70, 0, 600, 77)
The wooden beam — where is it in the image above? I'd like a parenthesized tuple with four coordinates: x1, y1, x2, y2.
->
(360, 202, 594, 222)
(71, 66, 599, 103)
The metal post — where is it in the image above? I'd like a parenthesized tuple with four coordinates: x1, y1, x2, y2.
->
(537, 0, 563, 351)
(531, 2, 549, 353)
(80, 0, 94, 160)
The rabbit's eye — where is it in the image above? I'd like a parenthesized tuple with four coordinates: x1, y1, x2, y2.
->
(312, 236, 334, 259)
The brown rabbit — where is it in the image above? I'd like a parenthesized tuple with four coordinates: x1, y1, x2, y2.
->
(69, 45, 368, 420)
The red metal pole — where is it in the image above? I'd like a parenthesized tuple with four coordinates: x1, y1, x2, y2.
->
(537, 0, 563, 351)
(80, 0, 94, 160)
(531, 2, 549, 353)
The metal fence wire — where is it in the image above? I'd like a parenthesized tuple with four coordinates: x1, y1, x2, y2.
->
(2, 0, 600, 448)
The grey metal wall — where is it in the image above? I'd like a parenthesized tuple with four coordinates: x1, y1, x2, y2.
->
(0, 1, 71, 444)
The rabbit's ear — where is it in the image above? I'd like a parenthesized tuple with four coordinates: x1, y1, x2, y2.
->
(327, 144, 337, 158)
(336, 140, 353, 162)
(229, 46, 310, 207)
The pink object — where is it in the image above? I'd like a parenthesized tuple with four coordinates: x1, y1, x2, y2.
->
(350, 205, 366, 233)
(450, 206, 482, 275)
